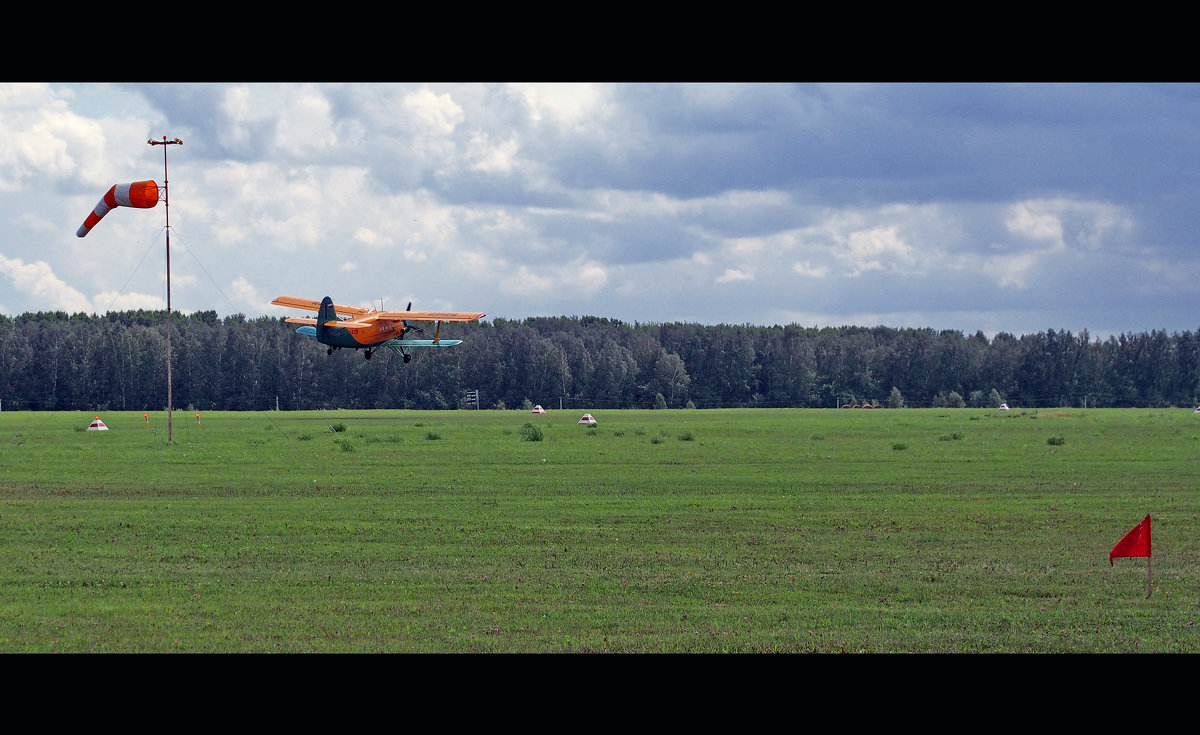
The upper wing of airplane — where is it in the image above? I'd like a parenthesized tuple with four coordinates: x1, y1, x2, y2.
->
(272, 296, 483, 323)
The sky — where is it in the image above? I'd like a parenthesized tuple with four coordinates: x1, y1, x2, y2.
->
(2, 82, 1199, 339)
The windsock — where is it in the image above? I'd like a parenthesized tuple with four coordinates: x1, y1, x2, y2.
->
(76, 181, 159, 237)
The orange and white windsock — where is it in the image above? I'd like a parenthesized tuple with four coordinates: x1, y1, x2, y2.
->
(76, 180, 159, 237)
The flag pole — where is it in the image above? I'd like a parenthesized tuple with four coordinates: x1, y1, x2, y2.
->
(149, 136, 182, 443)
(1147, 556, 1153, 599)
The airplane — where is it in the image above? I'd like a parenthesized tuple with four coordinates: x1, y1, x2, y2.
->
(272, 295, 485, 362)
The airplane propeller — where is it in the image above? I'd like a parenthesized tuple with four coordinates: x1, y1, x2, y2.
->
(402, 301, 430, 337)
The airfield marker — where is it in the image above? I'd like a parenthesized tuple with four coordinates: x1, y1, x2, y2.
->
(1110, 514, 1153, 598)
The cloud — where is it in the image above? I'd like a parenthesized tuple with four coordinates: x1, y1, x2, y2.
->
(515, 83, 610, 128)
(92, 290, 164, 312)
(1006, 200, 1066, 246)
(985, 198, 1138, 288)
(837, 225, 916, 277)
(404, 88, 465, 137)
(501, 260, 608, 299)
(3, 82, 1200, 339)
(0, 84, 106, 192)
(0, 252, 162, 314)
(793, 261, 829, 278)
(229, 276, 260, 311)
(0, 253, 92, 312)
(715, 267, 754, 284)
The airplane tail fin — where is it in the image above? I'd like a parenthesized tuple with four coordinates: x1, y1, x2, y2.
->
(316, 297, 337, 342)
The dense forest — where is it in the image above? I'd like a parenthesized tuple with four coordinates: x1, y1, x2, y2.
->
(1, 309, 1198, 412)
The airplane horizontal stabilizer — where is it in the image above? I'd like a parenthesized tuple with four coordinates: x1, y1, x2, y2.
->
(272, 295, 371, 317)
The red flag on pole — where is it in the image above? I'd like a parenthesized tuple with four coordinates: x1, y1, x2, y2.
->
(1110, 515, 1151, 565)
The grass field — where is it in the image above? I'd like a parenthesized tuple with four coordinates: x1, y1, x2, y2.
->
(1, 406, 1198, 653)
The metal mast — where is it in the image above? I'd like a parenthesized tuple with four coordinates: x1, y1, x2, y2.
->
(149, 136, 182, 442)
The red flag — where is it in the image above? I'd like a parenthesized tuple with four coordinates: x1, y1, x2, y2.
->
(1110, 515, 1152, 565)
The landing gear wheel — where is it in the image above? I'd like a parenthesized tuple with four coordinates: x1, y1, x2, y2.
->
(403, 354, 411, 363)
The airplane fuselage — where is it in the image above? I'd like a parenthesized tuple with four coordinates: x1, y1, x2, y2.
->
(318, 319, 408, 349)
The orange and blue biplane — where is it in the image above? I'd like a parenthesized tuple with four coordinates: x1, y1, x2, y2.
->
(272, 295, 485, 362)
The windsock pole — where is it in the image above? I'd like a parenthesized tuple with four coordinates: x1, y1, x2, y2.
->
(149, 136, 182, 442)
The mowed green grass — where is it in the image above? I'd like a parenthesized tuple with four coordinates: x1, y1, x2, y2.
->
(1, 407, 1198, 653)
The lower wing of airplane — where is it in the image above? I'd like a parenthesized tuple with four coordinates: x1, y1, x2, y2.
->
(292, 325, 461, 347)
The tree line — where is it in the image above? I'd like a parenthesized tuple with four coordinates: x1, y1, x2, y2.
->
(1, 309, 1198, 412)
